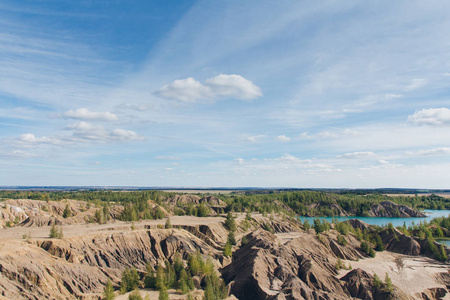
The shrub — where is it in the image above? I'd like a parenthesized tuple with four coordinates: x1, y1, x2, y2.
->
(128, 289, 142, 300)
(223, 242, 232, 257)
(337, 235, 347, 246)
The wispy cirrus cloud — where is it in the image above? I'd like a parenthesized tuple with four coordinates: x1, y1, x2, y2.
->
(154, 74, 262, 102)
(63, 108, 119, 122)
(407, 147, 450, 157)
(337, 151, 377, 159)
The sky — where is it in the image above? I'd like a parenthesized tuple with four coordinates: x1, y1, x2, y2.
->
(1, 1, 450, 188)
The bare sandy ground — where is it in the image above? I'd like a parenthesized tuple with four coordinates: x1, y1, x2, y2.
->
(339, 251, 450, 299)
(0, 215, 224, 240)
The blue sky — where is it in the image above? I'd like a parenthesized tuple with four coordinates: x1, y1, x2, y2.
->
(1, 1, 450, 188)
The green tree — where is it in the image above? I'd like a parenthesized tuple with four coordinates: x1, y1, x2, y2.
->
(373, 273, 382, 291)
(120, 268, 140, 293)
(374, 234, 384, 251)
(224, 212, 237, 232)
(103, 280, 115, 300)
(223, 242, 232, 257)
(158, 285, 169, 300)
(384, 272, 392, 292)
(227, 231, 236, 245)
(63, 204, 71, 218)
(49, 224, 63, 239)
(165, 217, 172, 229)
(304, 220, 310, 231)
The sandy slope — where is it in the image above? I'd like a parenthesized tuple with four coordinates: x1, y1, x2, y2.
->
(339, 251, 450, 299)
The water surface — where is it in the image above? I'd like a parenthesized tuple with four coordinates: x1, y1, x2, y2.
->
(298, 210, 450, 228)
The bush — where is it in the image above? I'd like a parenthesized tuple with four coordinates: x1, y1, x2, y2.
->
(223, 242, 232, 257)
(337, 235, 347, 246)
(128, 289, 142, 300)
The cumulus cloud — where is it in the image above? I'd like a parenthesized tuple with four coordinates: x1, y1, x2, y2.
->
(64, 108, 119, 121)
(67, 121, 143, 142)
(408, 108, 450, 126)
(338, 151, 377, 159)
(276, 135, 291, 142)
(154, 74, 262, 102)
(407, 147, 450, 156)
(18, 133, 66, 145)
(16, 122, 143, 148)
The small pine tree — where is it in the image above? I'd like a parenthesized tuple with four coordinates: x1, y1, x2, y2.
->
(49, 224, 63, 239)
(373, 273, 382, 291)
(227, 231, 236, 245)
(63, 204, 71, 218)
(158, 285, 169, 300)
(384, 272, 393, 292)
(304, 220, 310, 231)
(241, 235, 248, 246)
(223, 242, 232, 257)
(224, 212, 237, 232)
(165, 217, 172, 229)
(103, 280, 115, 300)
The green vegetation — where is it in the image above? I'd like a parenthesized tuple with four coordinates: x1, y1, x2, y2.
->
(49, 224, 63, 239)
(128, 289, 142, 300)
(2, 189, 449, 218)
(103, 279, 115, 300)
(120, 267, 140, 294)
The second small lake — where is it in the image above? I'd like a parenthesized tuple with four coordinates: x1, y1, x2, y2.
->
(298, 209, 450, 228)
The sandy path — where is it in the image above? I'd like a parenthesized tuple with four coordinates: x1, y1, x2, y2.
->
(339, 251, 450, 299)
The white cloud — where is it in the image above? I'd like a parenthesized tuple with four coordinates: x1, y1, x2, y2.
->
(407, 147, 450, 156)
(405, 78, 428, 91)
(276, 135, 291, 142)
(154, 74, 262, 102)
(64, 108, 119, 121)
(408, 108, 450, 126)
(234, 158, 245, 165)
(244, 134, 265, 143)
(67, 122, 143, 142)
(338, 151, 377, 159)
(298, 132, 312, 140)
(18, 133, 65, 145)
(15, 122, 143, 148)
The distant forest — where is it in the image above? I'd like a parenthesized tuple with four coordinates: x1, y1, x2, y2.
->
(1, 189, 449, 217)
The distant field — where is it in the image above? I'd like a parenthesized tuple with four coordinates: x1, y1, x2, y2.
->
(385, 193, 450, 198)
(161, 189, 235, 194)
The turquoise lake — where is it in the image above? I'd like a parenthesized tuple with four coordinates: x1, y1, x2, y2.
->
(298, 209, 450, 228)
